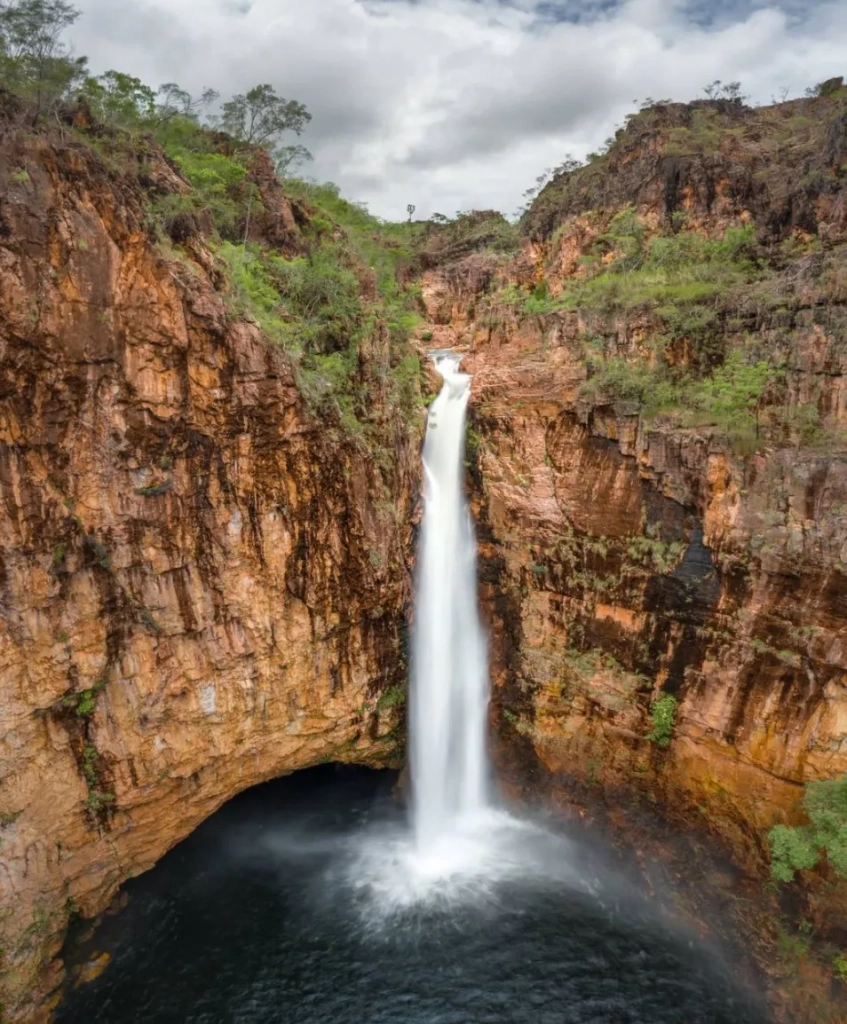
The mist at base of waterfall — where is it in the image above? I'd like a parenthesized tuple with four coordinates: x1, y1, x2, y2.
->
(57, 767, 768, 1024)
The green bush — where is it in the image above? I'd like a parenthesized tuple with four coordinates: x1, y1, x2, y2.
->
(663, 108, 722, 156)
(75, 691, 96, 717)
(85, 791, 115, 811)
(684, 351, 775, 449)
(282, 179, 417, 306)
(217, 242, 294, 347)
(148, 150, 251, 239)
(273, 246, 362, 353)
(218, 242, 364, 355)
(580, 357, 658, 404)
(390, 353, 424, 416)
(648, 693, 677, 747)
(768, 776, 847, 883)
(81, 744, 98, 786)
(581, 340, 781, 455)
(598, 206, 645, 269)
(174, 148, 246, 192)
(298, 347, 364, 436)
(376, 686, 406, 712)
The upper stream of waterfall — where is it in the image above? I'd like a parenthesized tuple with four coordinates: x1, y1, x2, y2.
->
(410, 352, 489, 850)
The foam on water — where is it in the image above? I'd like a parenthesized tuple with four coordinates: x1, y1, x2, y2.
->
(340, 809, 586, 922)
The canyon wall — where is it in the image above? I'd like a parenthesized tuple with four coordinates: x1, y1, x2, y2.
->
(465, 318, 847, 854)
(420, 89, 847, 1014)
(0, 129, 419, 1021)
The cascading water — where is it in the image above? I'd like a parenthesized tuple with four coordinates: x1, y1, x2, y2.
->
(346, 349, 568, 899)
(410, 352, 489, 850)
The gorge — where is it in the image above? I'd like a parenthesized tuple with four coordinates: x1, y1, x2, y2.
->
(53, 358, 765, 1024)
(1, 67, 847, 1024)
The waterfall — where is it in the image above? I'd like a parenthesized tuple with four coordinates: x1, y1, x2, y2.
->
(410, 352, 489, 850)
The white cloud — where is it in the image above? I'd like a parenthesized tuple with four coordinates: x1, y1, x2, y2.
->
(67, 0, 847, 220)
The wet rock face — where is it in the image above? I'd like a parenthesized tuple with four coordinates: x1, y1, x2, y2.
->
(420, 232, 847, 885)
(0, 135, 417, 1020)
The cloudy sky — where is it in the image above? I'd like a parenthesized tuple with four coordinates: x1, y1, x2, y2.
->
(68, 0, 847, 221)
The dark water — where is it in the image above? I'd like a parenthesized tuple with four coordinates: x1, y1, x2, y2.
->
(58, 766, 769, 1024)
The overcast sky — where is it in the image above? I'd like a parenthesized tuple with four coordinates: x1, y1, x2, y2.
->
(67, 0, 847, 221)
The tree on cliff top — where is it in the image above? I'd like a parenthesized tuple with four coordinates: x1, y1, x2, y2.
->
(219, 83, 311, 146)
(80, 70, 157, 126)
(79, 72, 219, 132)
(217, 83, 313, 176)
(0, 0, 86, 116)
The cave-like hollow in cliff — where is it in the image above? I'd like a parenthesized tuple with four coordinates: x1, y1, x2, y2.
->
(56, 762, 771, 1024)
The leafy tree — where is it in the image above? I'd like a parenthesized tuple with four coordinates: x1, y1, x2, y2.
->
(721, 81, 746, 102)
(157, 150, 248, 237)
(274, 142, 312, 178)
(219, 83, 311, 147)
(0, 0, 86, 116)
(81, 75, 220, 134)
(703, 79, 747, 103)
(80, 70, 156, 127)
(155, 81, 218, 125)
(769, 777, 847, 882)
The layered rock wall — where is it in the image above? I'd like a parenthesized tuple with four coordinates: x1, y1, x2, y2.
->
(0, 133, 418, 1020)
(416, 92, 847, 986)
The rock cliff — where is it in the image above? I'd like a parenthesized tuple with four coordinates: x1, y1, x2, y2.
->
(420, 87, 847, 1019)
(0, 118, 420, 1020)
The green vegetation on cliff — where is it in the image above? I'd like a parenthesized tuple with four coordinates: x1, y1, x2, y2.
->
(484, 212, 792, 453)
(648, 694, 677, 748)
(0, 0, 429, 446)
(496, 80, 847, 456)
(769, 777, 847, 883)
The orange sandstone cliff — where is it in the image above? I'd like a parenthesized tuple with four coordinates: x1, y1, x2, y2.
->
(0, 113, 420, 1020)
(419, 89, 847, 1019)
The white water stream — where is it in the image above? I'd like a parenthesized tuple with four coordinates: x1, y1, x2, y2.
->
(410, 352, 490, 850)
(346, 350, 565, 903)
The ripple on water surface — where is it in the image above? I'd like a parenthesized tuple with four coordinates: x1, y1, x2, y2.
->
(58, 766, 769, 1024)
